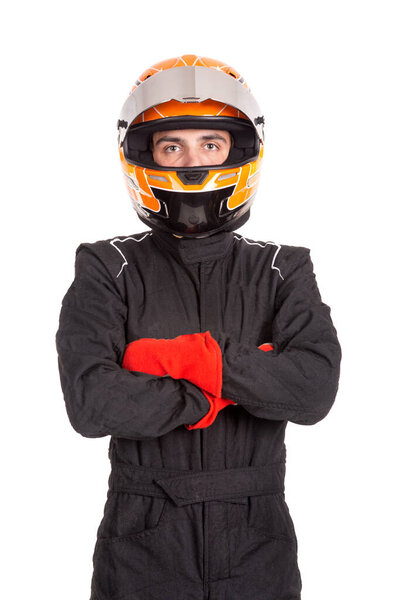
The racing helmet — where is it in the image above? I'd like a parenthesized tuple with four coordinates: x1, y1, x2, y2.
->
(118, 54, 265, 237)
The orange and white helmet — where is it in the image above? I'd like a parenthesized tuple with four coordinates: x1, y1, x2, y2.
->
(118, 54, 264, 237)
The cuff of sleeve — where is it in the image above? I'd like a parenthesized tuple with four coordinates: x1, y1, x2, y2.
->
(185, 392, 236, 430)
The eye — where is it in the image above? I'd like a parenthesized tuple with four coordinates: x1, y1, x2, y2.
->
(165, 145, 180, 153)
(205, 142, 218, 150)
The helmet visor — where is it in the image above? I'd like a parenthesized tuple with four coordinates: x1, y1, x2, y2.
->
(118, 66, 264, 144)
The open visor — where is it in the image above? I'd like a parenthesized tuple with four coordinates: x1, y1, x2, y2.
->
(123, 116, 260, 169)
(118, 66, 264, 144)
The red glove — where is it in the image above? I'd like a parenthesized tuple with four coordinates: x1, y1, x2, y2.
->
(259, 343, 274, 352)
(122, 332, 221, 396)
(121, 334, 274, 431)
(122, 332, 236, 430)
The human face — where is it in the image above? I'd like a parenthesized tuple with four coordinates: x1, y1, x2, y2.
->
(152, 129, 231, 167)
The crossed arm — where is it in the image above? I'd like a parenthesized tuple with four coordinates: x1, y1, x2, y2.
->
(56, 246, 341, 439)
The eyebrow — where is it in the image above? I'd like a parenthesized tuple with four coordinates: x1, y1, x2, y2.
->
(154, 133, 229, 146)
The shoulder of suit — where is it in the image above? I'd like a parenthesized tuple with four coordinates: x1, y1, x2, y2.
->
(232, 234, 312, 281)
(76, 231, 153, 279)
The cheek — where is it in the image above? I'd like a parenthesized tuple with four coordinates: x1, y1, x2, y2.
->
(206, 147, 230, 166)
(152, 149, 172, 167)
(222, 145, 231, 160)
(152, 147, 162, 164)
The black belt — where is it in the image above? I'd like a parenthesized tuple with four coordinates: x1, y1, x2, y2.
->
(109, 461, 285, 507)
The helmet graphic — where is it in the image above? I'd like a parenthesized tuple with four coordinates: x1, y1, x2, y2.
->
(118, 54, 264, 237)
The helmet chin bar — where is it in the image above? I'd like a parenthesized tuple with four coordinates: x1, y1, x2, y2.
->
(134, 185, 252, 238)
(137, 207, 252, 239)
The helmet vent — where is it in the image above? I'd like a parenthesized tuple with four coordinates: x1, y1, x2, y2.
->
(149, 175, 169, 182)
(217, 172, 238, 182)
(177, 170, 209, 185)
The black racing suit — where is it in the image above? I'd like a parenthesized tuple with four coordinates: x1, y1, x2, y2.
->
(56, 228, 341, 600)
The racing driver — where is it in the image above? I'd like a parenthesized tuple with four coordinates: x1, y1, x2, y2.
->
(56, 54, 341, 600)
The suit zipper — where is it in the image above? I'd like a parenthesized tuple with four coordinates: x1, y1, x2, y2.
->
(199, 262, 210, 596)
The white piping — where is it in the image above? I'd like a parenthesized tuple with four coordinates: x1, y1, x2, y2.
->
(110, 233, 152, 278)
(233, 234, 285, 280)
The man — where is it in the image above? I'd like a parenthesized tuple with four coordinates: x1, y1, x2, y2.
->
(152, 129, 232, 167)
(56, 54, 341, 600)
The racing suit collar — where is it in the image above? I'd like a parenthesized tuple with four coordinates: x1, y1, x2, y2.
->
(151, 229, 234, 264)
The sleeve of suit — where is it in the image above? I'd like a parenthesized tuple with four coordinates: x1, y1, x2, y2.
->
(121, 332, 237, 430)
(56, 245, 210, 440)
(220, 247, 341, 425)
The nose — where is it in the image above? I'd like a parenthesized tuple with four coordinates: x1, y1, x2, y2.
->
(181, 147, 203, 167)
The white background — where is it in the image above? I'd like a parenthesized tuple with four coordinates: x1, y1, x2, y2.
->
(1, 1, 399, 598)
